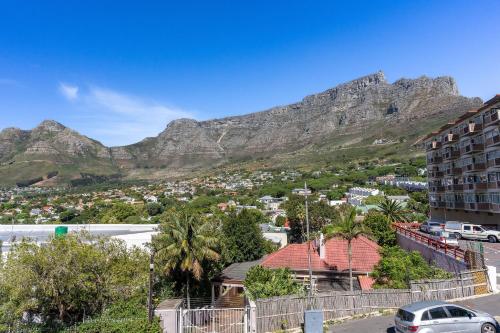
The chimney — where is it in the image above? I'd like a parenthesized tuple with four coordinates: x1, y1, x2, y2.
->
(319, 233, 326, 260)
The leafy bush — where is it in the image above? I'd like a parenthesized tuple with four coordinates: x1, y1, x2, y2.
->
(372, 246, 453, 289)
(244, 266, 304, 300)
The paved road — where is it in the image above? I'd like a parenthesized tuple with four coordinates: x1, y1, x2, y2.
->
(481, 242, 500, 285)
(328, 293, 500, 333)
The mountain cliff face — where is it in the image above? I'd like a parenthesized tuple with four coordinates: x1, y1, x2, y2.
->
(0, 71, 483, 185)
(110, 71, 481, 169)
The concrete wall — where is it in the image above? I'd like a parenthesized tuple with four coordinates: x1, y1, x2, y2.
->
(396, 233, 468, 273)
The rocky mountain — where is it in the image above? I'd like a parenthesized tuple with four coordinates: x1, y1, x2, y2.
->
(110, 71, 481, 169)
(0, 71, 483, 185)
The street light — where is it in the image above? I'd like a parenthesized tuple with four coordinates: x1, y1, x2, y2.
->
(148, 250, 154, 324)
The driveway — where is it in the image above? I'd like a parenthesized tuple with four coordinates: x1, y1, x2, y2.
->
(328, 293, 500, 333)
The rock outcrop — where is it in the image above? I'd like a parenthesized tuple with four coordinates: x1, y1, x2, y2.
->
(111, 71, 482, 168)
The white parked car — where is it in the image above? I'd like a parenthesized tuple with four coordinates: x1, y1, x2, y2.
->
(428, 230, 459, 247)
(445, 221, 500, 243)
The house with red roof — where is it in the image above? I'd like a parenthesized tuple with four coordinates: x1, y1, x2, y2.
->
(212, 234, 381, 297)
(260, 234, 380, 291)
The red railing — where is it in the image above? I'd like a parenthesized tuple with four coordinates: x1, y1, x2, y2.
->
(393, 223, 466, 261)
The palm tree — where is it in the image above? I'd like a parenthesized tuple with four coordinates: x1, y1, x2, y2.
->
(153, 211, 220, 308)
(377, 197, 408, 223)
(323, 205, 370, 292)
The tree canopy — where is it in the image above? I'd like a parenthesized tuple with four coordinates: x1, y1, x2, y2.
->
(0, 233, 150, 331)
(221, 209, 269, 264)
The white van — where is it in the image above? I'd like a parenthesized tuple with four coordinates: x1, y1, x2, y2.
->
(444, 221, 500, 243)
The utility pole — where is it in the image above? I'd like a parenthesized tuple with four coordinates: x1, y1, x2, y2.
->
(304, 182, 313, 297)
(148, 250, 154, 324)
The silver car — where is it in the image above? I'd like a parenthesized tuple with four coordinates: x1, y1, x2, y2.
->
(420, 221, 444, 234)
(395, 300, 499, 333)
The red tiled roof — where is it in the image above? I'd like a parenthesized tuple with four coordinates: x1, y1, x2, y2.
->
(261, 236, 380, 273)
(358, 275, 375, 290)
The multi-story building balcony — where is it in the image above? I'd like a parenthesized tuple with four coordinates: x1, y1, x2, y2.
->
(446, 184, 463, 191)
(485, 133, 500, 147)
(490, 203, 500, 213)
(464, 202, 491, 211)
(488, 181, 500, 189)
(463, 182, 488, 191)
(462, 122, 483, 136)
(462, 162, 486, 172)
(487, 157, 500, 168)
(483, 109, 499, 126)
(426, 140, 442, 151)
(428, 170, 444, 178)
(443, 150, 460, 160)
(430, 200, 446, 208)
(460, 143, 484, 155)
(427, 156, 443, 164)
(446, 201, 465, 209)
(445, 167, 462, 176)
(429, 185, 445, 193)
(442, 133, 459, 146)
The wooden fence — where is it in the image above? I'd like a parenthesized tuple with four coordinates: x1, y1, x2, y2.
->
(255, 269, 489, 332)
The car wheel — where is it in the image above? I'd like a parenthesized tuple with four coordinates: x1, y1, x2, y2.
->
(455, 233, 462, 240)
(481, 323, 496, 333)
(488, 235, 497, 243)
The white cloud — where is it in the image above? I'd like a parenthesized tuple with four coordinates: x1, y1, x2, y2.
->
(66, 85, 194, 146)
(58, 82, 79, 101)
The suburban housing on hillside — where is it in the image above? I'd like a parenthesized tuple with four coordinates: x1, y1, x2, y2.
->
(423, 95, 500, 229)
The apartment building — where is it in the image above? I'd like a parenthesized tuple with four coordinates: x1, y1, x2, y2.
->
(424, 95, 500, 229)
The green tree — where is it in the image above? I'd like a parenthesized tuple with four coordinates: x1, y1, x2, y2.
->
(222, 209, 267, 264)
(323, 205, 370, 291)
(244, 266, 304, 300)
(146, 202, 163, 216)
(284, 195, 338, 243)
(100, 202, 139, 224)
(0, 233, 149, 329)
(153, 211, 220, 308)
(377, 197, 407, 222)
(371, 246, 453, 289)
(274, 215, 286, 227)
(363, 195, 385, 205)
(363, 211, 396, 247)
(59, 209, 77, 222)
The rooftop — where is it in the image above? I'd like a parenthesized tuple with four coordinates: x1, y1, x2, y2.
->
(261, 236, 380, 273)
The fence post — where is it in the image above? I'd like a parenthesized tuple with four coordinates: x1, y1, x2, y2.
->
(248, 300, 257, 333)
(459, 272, 465, 298)
(178, 308, 183, 333)
(244, 306, 248, 333)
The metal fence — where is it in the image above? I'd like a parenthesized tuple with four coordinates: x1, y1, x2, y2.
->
(180, 307, 248, 333)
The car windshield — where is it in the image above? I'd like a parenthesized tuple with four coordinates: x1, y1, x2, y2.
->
(397, 309, 415, 322)
(429, 223, 441, 226)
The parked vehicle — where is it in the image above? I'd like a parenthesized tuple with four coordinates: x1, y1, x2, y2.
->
(445, 221, 500, 243)
(420, 221, 444, 234)
(428, 230, 459, 247)
(395, 300, 499, 333)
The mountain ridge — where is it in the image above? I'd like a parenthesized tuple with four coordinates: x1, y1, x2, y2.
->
(0, 71, 483, 185)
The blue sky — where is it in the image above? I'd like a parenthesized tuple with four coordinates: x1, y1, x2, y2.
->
(1, 0, 499, 146)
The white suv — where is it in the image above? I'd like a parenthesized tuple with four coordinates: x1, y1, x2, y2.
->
(445, 221, 500, 243)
